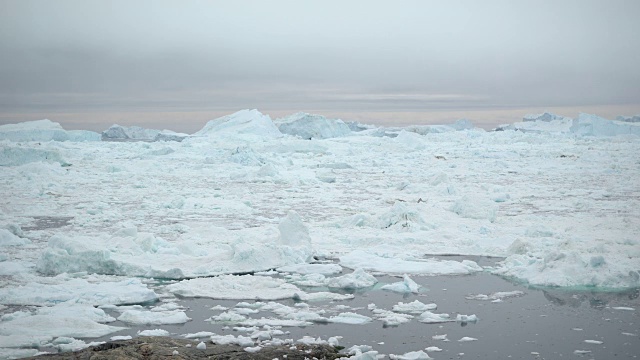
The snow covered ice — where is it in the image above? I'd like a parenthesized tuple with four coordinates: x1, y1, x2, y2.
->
(0, 110, 639, 358)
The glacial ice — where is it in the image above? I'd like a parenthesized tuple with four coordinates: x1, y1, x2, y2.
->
(0, 277, 158, 306)
(340, 250, 483, 275)
(0, 146, 68, 167)
(194, 109, 282, 139)
(381, 275, 421, 293)
(1, 109, 639, 358)
(0, 119, 100, 142)
(275, 112, 351, 139)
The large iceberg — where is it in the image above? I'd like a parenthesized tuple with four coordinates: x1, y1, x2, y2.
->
(194, 109, 282, 139)
(275, 112, 351, 139)
(570, 113, 640, 137)
(0, 119, 100, 142)
(102, 124, 187, 142)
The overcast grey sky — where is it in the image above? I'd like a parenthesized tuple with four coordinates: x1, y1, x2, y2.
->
(1, 0, 639, 132)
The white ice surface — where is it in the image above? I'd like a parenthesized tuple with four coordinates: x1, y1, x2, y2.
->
(0, 277, 158, 306)
(275, 112, 351, 140)
(1, 110, 639, 358)
(0, 119, 99, 142)
(381, 275, 421, 293)
(341, 250, 482, 275)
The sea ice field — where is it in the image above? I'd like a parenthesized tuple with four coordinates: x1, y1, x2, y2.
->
(0, 110, 638, 359)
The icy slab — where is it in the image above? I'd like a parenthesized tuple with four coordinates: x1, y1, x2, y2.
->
(167, 275, 302, 300)
(418, 311, 453, 323)
(458, 337, 478, 342)
(450, 194, 498, 222)
(277, 263, 343, 275)
(138, 329, 170, 336)
(38, 214, 313, 279)
(0, 229, 30, 247)
(0, 314, 125, 338)
(0, 119, 100, 142)
(117, 309, 191, 325)
(371, 308, 413, 326)
(0, 277, 158, 306)
(494, 244, 640, 288)
(0, 146, 68, 167)
(0, 335, 53, 348)
(465, 291, 525, 301)
(275, 112, 351, 139)
(392, 300, 437, 313)
(102, 124, 161, 141)
(571, 113, 640, 136)
(194, 109, 282, 139)
(327, 312, 372, 324)
(381, 275, 421, 293)
(326, 268, 378, 289)
(210, 334, 254, 347)
(389, 350, 432, 359)
(0, 348, 40, 359)
(340, 250, 482, 275)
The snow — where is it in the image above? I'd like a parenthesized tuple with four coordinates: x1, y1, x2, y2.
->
(275, 112, 351, 139)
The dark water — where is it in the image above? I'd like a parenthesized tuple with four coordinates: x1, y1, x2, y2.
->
(94, 265, 640, 359)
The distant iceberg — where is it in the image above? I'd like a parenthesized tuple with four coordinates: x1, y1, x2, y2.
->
(0, 119, 100, 142)
(495, 112, 640, 136)
(194, 109, 282, 139)
(275, 112, 351, 139)
(102, 124, 187, 142)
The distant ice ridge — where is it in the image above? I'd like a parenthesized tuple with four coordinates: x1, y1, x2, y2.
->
(0, 119, 100, 142)
(616, 114, 640, 123)
(496, 112, 640, 136)
(102, 124, 188, 142)
(275, 112, 351, 139)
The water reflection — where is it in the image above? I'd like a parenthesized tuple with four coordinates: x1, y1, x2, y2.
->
(542, 287, 640, 309)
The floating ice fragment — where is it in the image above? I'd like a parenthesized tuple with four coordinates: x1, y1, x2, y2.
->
(584, 340, 603, 344)
(458, 337, 477, 342)
(381, 274, 421, 293)
(327, 268, 377, 289)
(196, 341, 206, 350)
(137, 329, 170, 336)
(328, 312, 373, 325)
(419, 311, 452, 323)
(389, 350, 432, 359)
(392, 300, 437, 313)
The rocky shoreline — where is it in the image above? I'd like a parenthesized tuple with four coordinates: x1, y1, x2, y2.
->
(26, 336, 343, 360)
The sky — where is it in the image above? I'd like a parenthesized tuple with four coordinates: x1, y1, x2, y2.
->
(1, 0, 639, 132)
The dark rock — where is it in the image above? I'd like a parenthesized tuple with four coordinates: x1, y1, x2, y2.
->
(27, 336, 343, 359)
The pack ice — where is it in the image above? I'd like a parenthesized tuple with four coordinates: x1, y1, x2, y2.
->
(1, 109, 639, 357)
